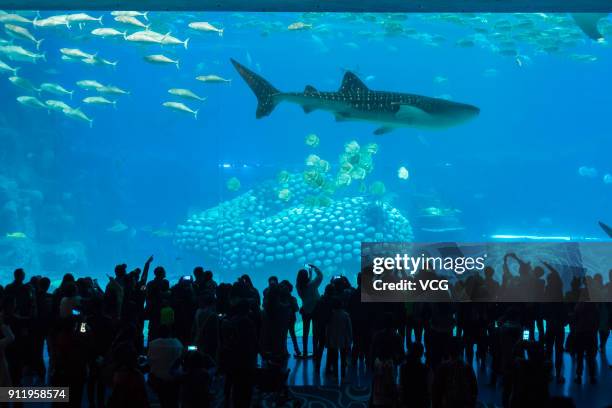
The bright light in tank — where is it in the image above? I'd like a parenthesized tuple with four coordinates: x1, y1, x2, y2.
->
(491, 234, 571, 241)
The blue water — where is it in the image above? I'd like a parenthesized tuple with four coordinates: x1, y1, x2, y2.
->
(1, 11, 611, 288)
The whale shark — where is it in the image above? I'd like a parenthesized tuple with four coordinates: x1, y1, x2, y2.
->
(599, 221, 612, 238)
(230, 58, 480, 135)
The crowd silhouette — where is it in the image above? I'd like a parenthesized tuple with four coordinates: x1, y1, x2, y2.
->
(0, 253, 610, 408)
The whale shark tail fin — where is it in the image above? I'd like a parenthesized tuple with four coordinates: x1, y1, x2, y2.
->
(599, 221, 612, 238)
(572, 13, 608, 41)
(231, 58, 280, 119)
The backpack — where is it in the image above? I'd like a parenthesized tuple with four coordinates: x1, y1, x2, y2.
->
(160, 306, 175, 326)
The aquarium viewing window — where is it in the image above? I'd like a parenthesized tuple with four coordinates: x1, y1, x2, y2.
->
(0, 2, 611, 294)
(1, 1, 612, 407)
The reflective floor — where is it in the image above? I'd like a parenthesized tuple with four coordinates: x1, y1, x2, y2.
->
(286, 336, 612, 408)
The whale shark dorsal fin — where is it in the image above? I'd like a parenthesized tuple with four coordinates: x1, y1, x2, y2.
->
(572, 13, 608, 41)
(339, 71, 368, 94)
(304, 85, 318, 95)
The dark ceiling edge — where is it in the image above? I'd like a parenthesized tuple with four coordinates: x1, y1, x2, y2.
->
(1, 0, 612, 12)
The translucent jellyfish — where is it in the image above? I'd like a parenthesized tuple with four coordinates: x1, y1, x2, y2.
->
(337, 172, 352, 186)
(350, 167, 367, 180)
(365, 143, 378, 154)
(604, 174, 612, 184)
(226, 177, 241, 191)
(398, 166, 409, 180)
(305, 154, 321, 166)
(277, 170, 290, 184)
(278, 188, 292, 201)
(305, 133, 320, 147)
(340, 161, 353, 173)
(358, 152, 373, 168)
(344, 140, 360, 154)
(303, 169, 325, 188)
(317, 160, 330, 173)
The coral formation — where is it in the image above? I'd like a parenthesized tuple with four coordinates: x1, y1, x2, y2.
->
(175, 173, 413, 273)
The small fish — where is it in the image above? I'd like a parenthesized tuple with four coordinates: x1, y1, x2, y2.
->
(114, 15, 148, 29)
(63, 107, 94, 127)
(4, 24, 44, 50)
(33, 15, 71, 28)
(0, 58, 19, 75)
(288, 22, 313, 30)
(91, 28, 126, 38)
(83, 96, 117, 108)
(9, 76, 39, 92)
(152, 229, 174, 238)
(40, 82, 74, 98)
(45, 99, 72, 112)
(433, 75, 448, 84)
(76, 79, 104, 90)
(0, 45, 45, 63)
(168, 88, 206, 101)
(0, 14, 32, 24)
(97, 85, 129, 95)
(188, 21, 224, 36)
(196, 74, 231, 83)
(5, 232, 27, 239)
(61, 55, 79, 63)
(125, 30, 166, 45)
(17, 95, 46, 109)
(569, 53, 598, 63)
(66, 13, 103, 25)
(60, 48, 95, 59)
(81, 55, 118, 68)
(159, 33, 189, 49)
(145, 54, 180, 69)
(107, 220, 128, 233)
(111, 11, 149, 21)
(162, 101, 198, 119)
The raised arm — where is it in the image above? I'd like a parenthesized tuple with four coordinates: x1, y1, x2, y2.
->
(140, 255, 154, 287)
(310, 264, 323, 288)
(542, 261, 559, 275)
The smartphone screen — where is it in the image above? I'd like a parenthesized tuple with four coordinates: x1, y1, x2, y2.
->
(522, 330, 529, 341)
(187, 345, 198, 351)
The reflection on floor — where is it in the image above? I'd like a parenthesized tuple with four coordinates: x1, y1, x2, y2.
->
(284, 337, 612, 408)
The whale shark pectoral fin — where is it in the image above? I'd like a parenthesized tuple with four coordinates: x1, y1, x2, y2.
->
(302, 105, 316, 114)
(572, 13, 608, 41)
(374, 126, 394, 135)
(599, 221, 612, 238)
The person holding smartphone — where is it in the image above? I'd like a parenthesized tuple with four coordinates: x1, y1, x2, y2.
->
(296, 264, 323, 358)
